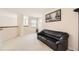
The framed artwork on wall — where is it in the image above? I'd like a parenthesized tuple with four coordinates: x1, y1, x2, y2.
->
(45, 9, 61, 22)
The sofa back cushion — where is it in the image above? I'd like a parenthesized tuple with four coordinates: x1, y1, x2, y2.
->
(41, 29, 67, 41)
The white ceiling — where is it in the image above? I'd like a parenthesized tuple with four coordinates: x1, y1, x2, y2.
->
(0, 8, 53, 17)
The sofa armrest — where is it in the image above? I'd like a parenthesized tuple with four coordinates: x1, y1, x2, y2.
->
(56, 39, 68, 51)
(37, 32, 42, 35)
(56, 39, 64, 44)
(56, 34, 69, 44)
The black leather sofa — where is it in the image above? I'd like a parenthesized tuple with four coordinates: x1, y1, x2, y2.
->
(37, 29, 69, 51)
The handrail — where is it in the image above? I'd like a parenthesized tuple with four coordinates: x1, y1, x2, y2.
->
(0, 26, 29, 29)
(0, 29, 3, 30)
(0, 26, 19, 28)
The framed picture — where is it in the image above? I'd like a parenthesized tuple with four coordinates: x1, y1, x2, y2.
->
(45, 9, 61, 22)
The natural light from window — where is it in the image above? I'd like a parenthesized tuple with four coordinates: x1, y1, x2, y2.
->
(30, 17, 38, 28)
(23, 16, 29, 26)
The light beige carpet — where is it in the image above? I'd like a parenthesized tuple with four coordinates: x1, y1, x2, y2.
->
(0, 33, 52, 51)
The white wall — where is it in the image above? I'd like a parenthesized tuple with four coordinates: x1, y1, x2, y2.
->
(0, 10, 17, 26)
(0, 10, 18, 49)
(42, 8, 78, 51)
(38, 18, 43, 32)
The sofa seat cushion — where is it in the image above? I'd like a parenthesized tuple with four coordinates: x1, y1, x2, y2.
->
(38, 35, 47, 41)
(48, 38, 58, 43)
(44, 33, 60, 40)
(42, 30, 63, 40)
(38, 35, 57, 50)
(39, 34, 58, 42)
(43, 30, 62, 37)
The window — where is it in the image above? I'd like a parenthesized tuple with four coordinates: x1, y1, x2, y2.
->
(23, 16, 29, 26)
(30, 17, 38, 27)
(23, 16, 38, 27)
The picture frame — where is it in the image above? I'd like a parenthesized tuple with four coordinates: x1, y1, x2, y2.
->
(45, 9, 61, 22)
